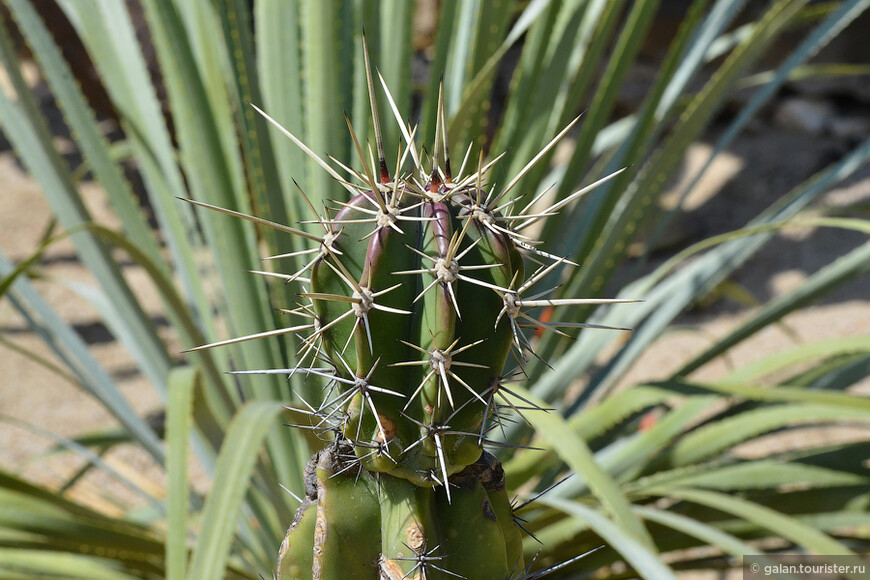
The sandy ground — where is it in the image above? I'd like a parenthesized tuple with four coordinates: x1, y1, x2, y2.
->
(1, 57, 870, 573)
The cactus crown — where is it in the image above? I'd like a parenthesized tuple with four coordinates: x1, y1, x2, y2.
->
(186, 37, 632, 580)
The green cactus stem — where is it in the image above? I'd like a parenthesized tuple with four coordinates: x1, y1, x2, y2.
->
(185, 36, 636, 580)
(277, 443, 523, 580)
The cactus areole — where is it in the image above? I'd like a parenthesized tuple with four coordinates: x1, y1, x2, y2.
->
(186, 38, 634, 580)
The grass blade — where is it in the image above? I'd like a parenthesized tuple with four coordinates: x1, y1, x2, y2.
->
(651, 377, 870, 410)
(650, 487, 856, 556)
(299, 0, 352, 210)
(0, 414, 164, 515)
(511, 387, 655, 550)
(256, 0, 306, 218)
(662, 0, 870, 247)
(140, 0, 292, 412)
(0, 8, 171, 390)
(632, 461, 869, 494)
(634, 506, 791, 575)
(0, 549, 137, 580)
(677, 239, 870, 376)
(5, 0, 161, 273)
(186, 401, 284, 580)
(538, 499, 678, 580)
(635, 505, 755, 559)
(215, 0, 289, 236)
(166, 367, 198, 580)
(538, 136, 870, 414)
(670, 404, 870, 467)
(0, 253, 165, 464)
(56, 0, 215, 342)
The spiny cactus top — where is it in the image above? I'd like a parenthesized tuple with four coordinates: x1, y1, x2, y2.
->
(185, 37, 632, 580)
(304, 159, 526, 484)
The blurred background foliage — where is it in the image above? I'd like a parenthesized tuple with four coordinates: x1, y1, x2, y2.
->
(1, 0, 869, 578)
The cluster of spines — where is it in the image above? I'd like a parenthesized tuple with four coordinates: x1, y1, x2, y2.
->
(184, 93, 632, 477)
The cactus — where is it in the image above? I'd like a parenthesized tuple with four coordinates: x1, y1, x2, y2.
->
(186, 39, 632, 580)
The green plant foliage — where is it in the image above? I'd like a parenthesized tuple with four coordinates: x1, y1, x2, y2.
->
(1, 1, 869, 579)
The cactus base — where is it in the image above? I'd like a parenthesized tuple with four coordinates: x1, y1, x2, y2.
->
(277, 440, 523, 580)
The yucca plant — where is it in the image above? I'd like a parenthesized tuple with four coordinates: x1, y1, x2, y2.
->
(1, 1, 870, 579)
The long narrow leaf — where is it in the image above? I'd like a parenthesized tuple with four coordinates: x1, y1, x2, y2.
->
(56, 0, 215, 343)
(670, 403, 870, 466)
(166, 367, 197, 580)
(631, 461, 869, 494)
(256, 0, 306, 219)
(539, 136, 870, 414)
(511, 387, 654, 550)
(678, 239, 870, 376)
(650, 487, 856, 556)
(634, 506, 798, 578)
(0, 8, 171, 391)
(186, 401, 283, 580)
(539, 499, 678, 580)
(664, 0, 870, 245)
(0, 252, 165, 463)
(0, 548, 137, 580)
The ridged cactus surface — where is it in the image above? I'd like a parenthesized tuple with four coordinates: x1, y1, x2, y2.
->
(186, 39, 631, 580)
(277, 443, 523, 580)
(307, 172, 525, 484)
